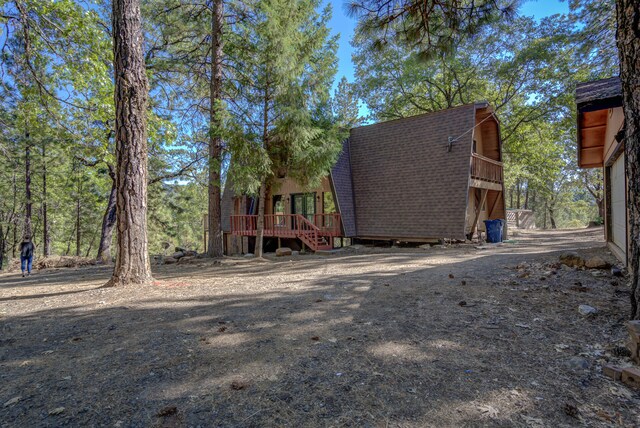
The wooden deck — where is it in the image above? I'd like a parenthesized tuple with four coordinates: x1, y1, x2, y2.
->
(230, 213, 341, 251)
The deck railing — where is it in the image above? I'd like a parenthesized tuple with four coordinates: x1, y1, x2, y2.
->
(230, 213, 341, 238)
(471, 153, 503, 184)
(230, 215, 258, 236)
(313, 213, 342, 236)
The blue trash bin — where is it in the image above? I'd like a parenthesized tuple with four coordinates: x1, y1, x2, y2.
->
(484, 219, 504, 243)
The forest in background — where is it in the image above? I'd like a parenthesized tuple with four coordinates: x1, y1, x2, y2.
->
(0, 0, 617, 265)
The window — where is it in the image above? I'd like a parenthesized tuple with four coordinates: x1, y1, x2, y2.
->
(292, 193, 315, 221)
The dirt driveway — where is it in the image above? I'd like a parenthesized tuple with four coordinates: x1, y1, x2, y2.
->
(1, 228, 639, 427)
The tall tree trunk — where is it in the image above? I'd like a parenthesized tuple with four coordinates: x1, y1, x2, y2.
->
(524, 183, 529, 210)
(24, 131, 32, 239)
(516, 179, 521, 210)
(11, 171, 17, 258)
(85, 232, 97, 258)
(509, 189, 513, 209)
(616, 0, 640, 319)
(531, 190, 536, 212)
(207, 0, 224, 258)
(76, 167, 82, 257)
(65, 223, 75, 256)
(254, 80, 270, 258)
(42, 141, 50, 256)
(12, 219, 17, 258)
(584, 170, 604, 220)
(105, 0, 152, 287)
(254, 183, 266, 258)
(596, 198, 604, 220)
(96, 166, 117, 263)
(0, 222, 4, 271)
(548, 204, 557, 230)
(75, 201, 81, 256)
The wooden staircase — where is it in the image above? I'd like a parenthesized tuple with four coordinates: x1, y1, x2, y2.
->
(295, 215, 332, 251)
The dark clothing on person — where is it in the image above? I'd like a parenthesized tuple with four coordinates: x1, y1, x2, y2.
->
(19, 241, 35, 275)
(20, 241, 34, 258)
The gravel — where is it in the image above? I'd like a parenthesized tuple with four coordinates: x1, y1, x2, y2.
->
(1, 228, 639, 427)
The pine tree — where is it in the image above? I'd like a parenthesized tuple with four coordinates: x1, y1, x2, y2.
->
(227, 0, 343, 257)
(347, 0, 516, 59)
(105, 0, 153, 286)
(332, 77, 362, 128)
(144, 0, 231, 258)
(207, 0, 225, 258)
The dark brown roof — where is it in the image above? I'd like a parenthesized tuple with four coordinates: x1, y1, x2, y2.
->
(330, 139, 356, 236)
(348, 104, 478, 240)
(576, 77, 622, 112)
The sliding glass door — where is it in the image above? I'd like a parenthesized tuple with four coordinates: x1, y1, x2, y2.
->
(291, 193, 315, 222)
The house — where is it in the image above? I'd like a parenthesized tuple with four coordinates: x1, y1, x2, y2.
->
(576, 77, 628, 265)
(220, 102, 506, 254)
(221, 176, 341, 254)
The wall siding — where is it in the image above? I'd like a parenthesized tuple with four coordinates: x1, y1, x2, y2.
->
(266, 177, 332, 215)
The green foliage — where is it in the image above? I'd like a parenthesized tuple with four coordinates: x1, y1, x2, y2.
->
(568, 0, 617, 78)
(0, 0, 204, 263)
(0, 0, 622, 269)
(352, 1, 617, 229)
(148, 181, 208, 253)
(332, 76, 362, 128)
(226, 0, 344, 193)
(347, 0, 518, 59)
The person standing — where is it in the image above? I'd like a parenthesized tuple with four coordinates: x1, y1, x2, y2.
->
(19, 236, 35, 277)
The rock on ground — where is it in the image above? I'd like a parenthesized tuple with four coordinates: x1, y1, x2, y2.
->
(565, 356, 590, 370)
(559, 251, 585, 267)
(276, 247, 292, 257)
(585, 256, 609, 269)
(578, 304, 598, 316)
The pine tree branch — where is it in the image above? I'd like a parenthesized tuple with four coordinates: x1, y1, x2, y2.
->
(148, 155, 204, 184)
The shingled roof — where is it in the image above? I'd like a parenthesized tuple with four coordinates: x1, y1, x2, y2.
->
(576, 77, 622, 112)
(330, 139, 357, 236)
(341, 103, 479, 241)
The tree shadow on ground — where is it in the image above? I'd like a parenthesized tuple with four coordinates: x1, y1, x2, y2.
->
(2, 228, 634, 426)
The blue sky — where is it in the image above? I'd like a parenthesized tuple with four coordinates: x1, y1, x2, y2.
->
(326, 0, 571, 89)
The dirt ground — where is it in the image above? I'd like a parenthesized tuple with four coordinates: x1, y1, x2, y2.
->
(1, 228, 639, 427)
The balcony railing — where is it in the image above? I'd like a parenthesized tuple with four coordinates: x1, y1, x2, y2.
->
(313, 213, 342, 237)
(230, 213, 342, 237)
(471, 153, 503, 184)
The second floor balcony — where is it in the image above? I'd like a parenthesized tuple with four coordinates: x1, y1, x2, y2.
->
(470, 153, 503, 189)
